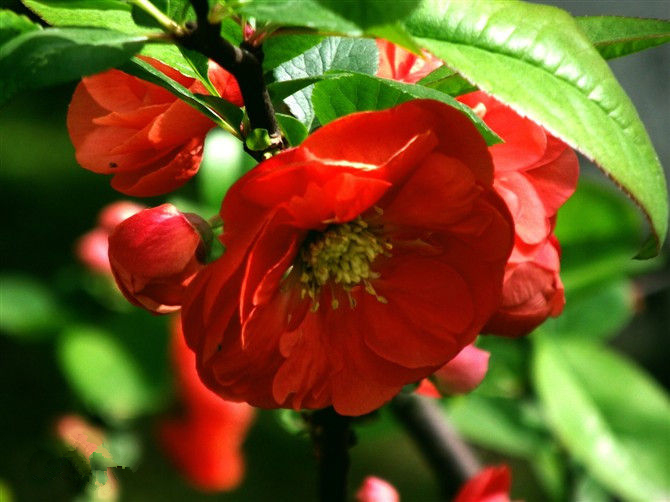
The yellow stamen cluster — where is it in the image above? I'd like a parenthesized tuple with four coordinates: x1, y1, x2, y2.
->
(298, 217, 390, 309)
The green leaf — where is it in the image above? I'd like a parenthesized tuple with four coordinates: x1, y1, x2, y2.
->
(533, 339, 670, 500)
(273, 37, 378, 129)
(276, 112, 308, 146)
(0, 9, 40, 46)
(556, 180, 650, 291)
(0, 27, 145, 105)
(198, 128, 255, 209)
(235, 0, 421, 49)
(577, 16, 670, 59)
(311, 72, 500, 145)
(447, 394, 567, 500)
(121, 57, 242, 129)
(22, 0, 202, 78)
(540, 280, 634, 341)
(58, 326, 160, 421)
(405, 0, 668, 256)
(263, 34, 323, 72)
(0, 274, 64, 339)
(417, 65, 475, 97)
(448, 395, 548, 458)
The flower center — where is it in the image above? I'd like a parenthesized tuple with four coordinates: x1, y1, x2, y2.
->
(298, 217, 390, 309)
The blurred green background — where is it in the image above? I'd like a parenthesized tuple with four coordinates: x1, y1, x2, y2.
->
(1, 1, 669, 501)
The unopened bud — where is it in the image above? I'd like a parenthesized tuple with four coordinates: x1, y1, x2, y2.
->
(108, 204, 209, 314)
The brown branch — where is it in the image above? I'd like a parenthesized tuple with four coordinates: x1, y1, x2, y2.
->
(178, 0, 281, 160)
(390, 393, 481, 500)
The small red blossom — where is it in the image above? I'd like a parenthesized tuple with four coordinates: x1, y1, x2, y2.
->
(457, 92, 579, 336)
(356, 476, 400, 502)
(182, 100, 514, 416)
(159, 319, 255, 492)
(67, 58, 242, 196)
(108, 204, 210, 314)
(454, 465, 512, 502)
(376, 40, 442, 84)
(416, 343, 490, 398)
(76, 201, 145, 275)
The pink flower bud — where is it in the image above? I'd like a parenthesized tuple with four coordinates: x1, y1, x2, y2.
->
(97, 201, 146, 231)
(108, 204, 210, 313)
(76, 201, 145, 275)
(417, 344, 490, 397)
(356, 476, 400, 502)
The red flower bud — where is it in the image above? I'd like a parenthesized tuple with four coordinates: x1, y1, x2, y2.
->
(356, 476, 400, 502)
(454, 465, 512, 502)
(67, 57, 242, 196)
(108, 204, 210, 313)
(76, 201, 145, 275)
(417, 344, 490, 397)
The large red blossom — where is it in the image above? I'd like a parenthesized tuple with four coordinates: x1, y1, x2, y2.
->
(182, 100, 514, 416)
(159, 318, 255, 492)
(67, 58, 242, 196)
(457, 92, 579, 335)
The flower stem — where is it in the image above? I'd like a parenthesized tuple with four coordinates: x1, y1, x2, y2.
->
(178, 0, 282, 161)
(308, 408, 353, 502)
(390, 393, 481, 499)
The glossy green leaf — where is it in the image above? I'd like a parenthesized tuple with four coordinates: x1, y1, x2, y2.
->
(263, 34, 323, 72)
(533, 339, 670, 500)
(273, 37, 378, 128)
(121, 57, 241, 128)
(276, 112, 309, 146)
(58, 326, 159, 421)
(0, 9, 40, 46)
(0, 274, 64, 339)
(0, 27, 145, 104)
(199, 128, 255, 209)
(22, 0, 202, 78)
(235, 0, 421, 49)
(577, 16, 670, 59)
(405, 0, 668, 256)
(417, 65, 475, 97)
(311, 72, 500, 145)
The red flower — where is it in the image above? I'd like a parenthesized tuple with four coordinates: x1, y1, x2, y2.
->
(376, 43, 579, 336)
(108, 204, 210, 313)
(457, 92, 578, 336)
(376, 40, 442, 84)
(67, 58, 242, 197)
(356, 476, 400, 502)
(159, 318, 255, 492)
(416, 343, 490, 397)
(454, 465, 512, 502)
(182, 100, 513, 416)
(76, 201, 145, 275)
